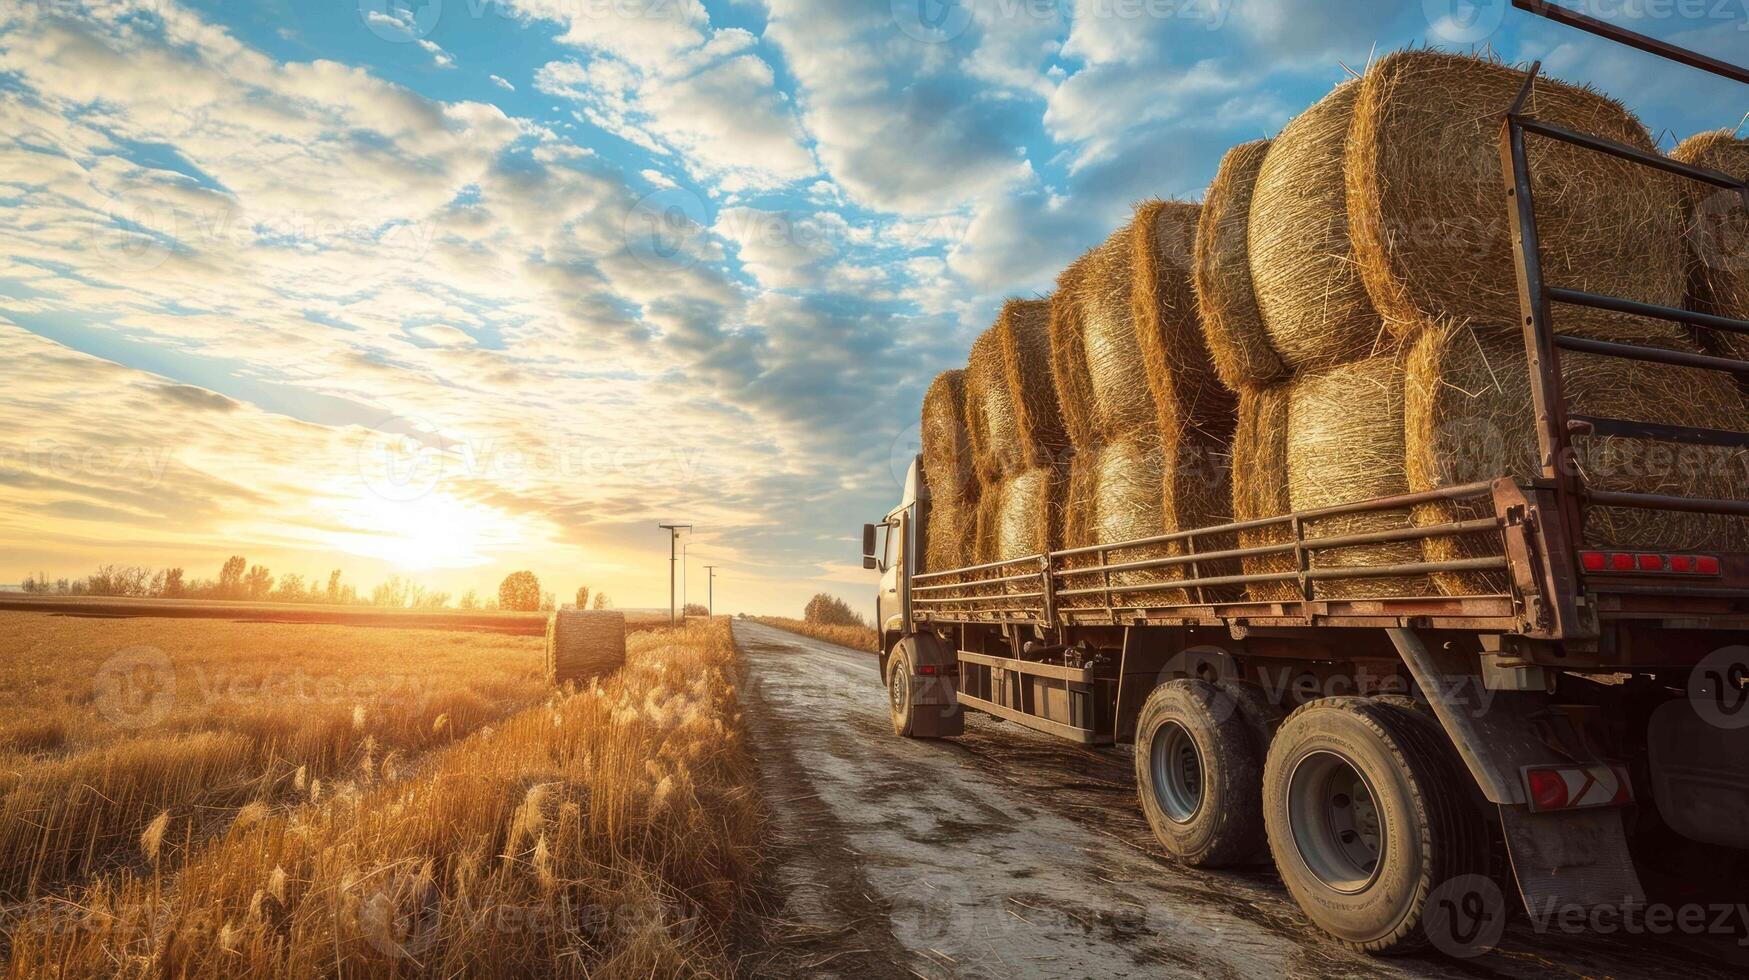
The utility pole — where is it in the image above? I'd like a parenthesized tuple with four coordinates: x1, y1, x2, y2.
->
(657, 523, 691, 625)
(703, 564, 718, 617)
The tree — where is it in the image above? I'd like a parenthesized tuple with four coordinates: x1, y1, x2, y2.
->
(592, 592, 610, 610)
(372, 575, 411, 608)
(574, 586, 590, 610)
(803, 592, 864, 628)
(683, 602, 708, 617)
(327, 569, 343, 603)
(498, 571, 541, 612)
(458, 589, 478, 610)
(540, 590, 556, 612)
(218, 556, 247, 599)
(273, 572, 305, 602)
(161, 567, 184, 598)
(244, 564, 274, 600)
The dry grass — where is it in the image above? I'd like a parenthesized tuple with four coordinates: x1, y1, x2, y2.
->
(5, 618, 764, 978)
(1195, 139, 1285, 390)
(0, 615, 547, 902)
(746, 618, 877, 654)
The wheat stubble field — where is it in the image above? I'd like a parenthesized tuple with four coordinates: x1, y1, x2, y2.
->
(0, 612, 765, 977)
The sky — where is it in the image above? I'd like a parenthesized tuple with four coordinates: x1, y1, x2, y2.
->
(1, 0, 1745, 616)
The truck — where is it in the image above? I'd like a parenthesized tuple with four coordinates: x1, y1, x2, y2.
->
(863, 4, 1749, 957)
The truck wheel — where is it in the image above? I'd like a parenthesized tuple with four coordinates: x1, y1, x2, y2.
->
(1263, 697, 1489, 954)
(1134, 679, 1267, 867)
(887, 646, 958, 739)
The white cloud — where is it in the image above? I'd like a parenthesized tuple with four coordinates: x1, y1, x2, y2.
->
(490, 73, 516, 91)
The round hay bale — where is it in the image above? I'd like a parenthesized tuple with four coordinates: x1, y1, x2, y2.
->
(1231, 386, 1299, 603)
(997, 298, 1069, 464)
(1672, 130, 1749, 362)
(545, 610, 626, 686)
(1286, 354, 1431, 599)
(1404, 321, 1749, 594)
(1348, 51, 1686, 344)
(1134, 199, 1237, 447)
(964, 325, 1025, 482)
(1196, 139, 1289, 390)
(1049, 261, 1100, 451)
(991, 465, 1065, 563)
(1066, 227, 1159, 438)
(924, 495, 977, 575)
(1251, 80, 1393, 373)
(921, 369, 980, 511)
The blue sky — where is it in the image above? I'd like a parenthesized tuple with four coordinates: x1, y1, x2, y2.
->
(0, 0, 1745, 613)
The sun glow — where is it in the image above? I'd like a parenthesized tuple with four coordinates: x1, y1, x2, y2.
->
(329, 491, 524, 570)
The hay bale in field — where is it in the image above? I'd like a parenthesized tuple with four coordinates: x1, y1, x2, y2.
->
(921, 369, 979, 510)
(1134, 199, 1236, 446)
(1196, 139, 1289, 390)
(1348, 50, 1687, 344)
(1673, 130, 1749, 361)
(1231, 386, 1299, 603)
(545, 610, 626, 686)
(997, 298, 1068, 462)
(1404, 321, 1749, 593)
(1286, 354, 1431, 599)
(1251, 80, 1392, 373)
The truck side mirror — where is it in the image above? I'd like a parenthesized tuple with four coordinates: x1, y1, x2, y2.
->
(863, 555, 879, 570)
(862, 523, 877, 564)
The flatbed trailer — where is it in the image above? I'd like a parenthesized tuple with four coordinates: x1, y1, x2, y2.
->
(864, 3, 1749, 956)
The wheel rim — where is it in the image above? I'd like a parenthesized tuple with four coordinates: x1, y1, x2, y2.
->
(1286, 750, 1385, 894)
(1149, 720, 1204, 823)
(889, 658, 907, 713)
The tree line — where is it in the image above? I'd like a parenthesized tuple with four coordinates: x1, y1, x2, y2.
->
(19, 560, 611, 614)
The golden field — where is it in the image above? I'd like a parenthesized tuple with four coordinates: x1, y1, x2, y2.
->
(0, 613, 765, 977)
(746, 617, 877, 653)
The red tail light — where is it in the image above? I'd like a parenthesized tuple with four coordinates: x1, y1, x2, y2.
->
(1527, 768, 1569, 810)
(1578, 551, 1722, 576)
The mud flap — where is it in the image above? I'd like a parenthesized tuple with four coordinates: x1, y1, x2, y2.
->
(1500, 804, 1645, 915)
(1647, 700, 1749, 849)
(899, 633, 964, 737)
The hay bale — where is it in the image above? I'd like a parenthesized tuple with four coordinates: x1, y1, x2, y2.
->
(1349, 51, 1687, 344)
(985, 465, 1065, 563)
(1405, 321, 1749, 593)
(996, 298, 1068, 464)
(924, 495, 977, 575)
(1196, 139, 1289, 390)
(964, 326, 1025, 482)
(921, 369, 979, 511)
(545, 610, 626, 686)
(1673, 130, 1749, 361)
(1251, 80, 1393, 372)
(1286, 354, 1431, 599)
(1134, 199, 1237, 447)
(1055, 228, 1158, 439)
(1231, 386, 1299, 602)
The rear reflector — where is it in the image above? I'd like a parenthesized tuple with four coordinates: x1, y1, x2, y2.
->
(1578, 551, 1722, 576)
(1522, 764, 1633, 813)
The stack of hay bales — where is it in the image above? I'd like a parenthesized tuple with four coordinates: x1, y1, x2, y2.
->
(966, 299, 1069, 582)
(1202, 80, 1427, 600)
(1053, 201, 1236, 607)
(920, 369, 979, 574)
(1344, 52, 1749, 591)
(1672, 131, 1749, 362)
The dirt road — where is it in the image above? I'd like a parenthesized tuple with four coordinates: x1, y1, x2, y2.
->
(734, 620, 1749, 979)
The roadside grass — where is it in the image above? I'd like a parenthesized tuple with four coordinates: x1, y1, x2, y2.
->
(747, 617, 878, 653)
(0, 615, 547, 901)
(6, 618, 767, 978)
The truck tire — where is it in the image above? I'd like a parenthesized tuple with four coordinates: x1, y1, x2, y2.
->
(887, 645, 960, 739)
(546, 610, 627, 687)
(1218, 679, 1284, 753)
(1134, 679, 1267, 867)
(1262, 697, 1489, 954)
